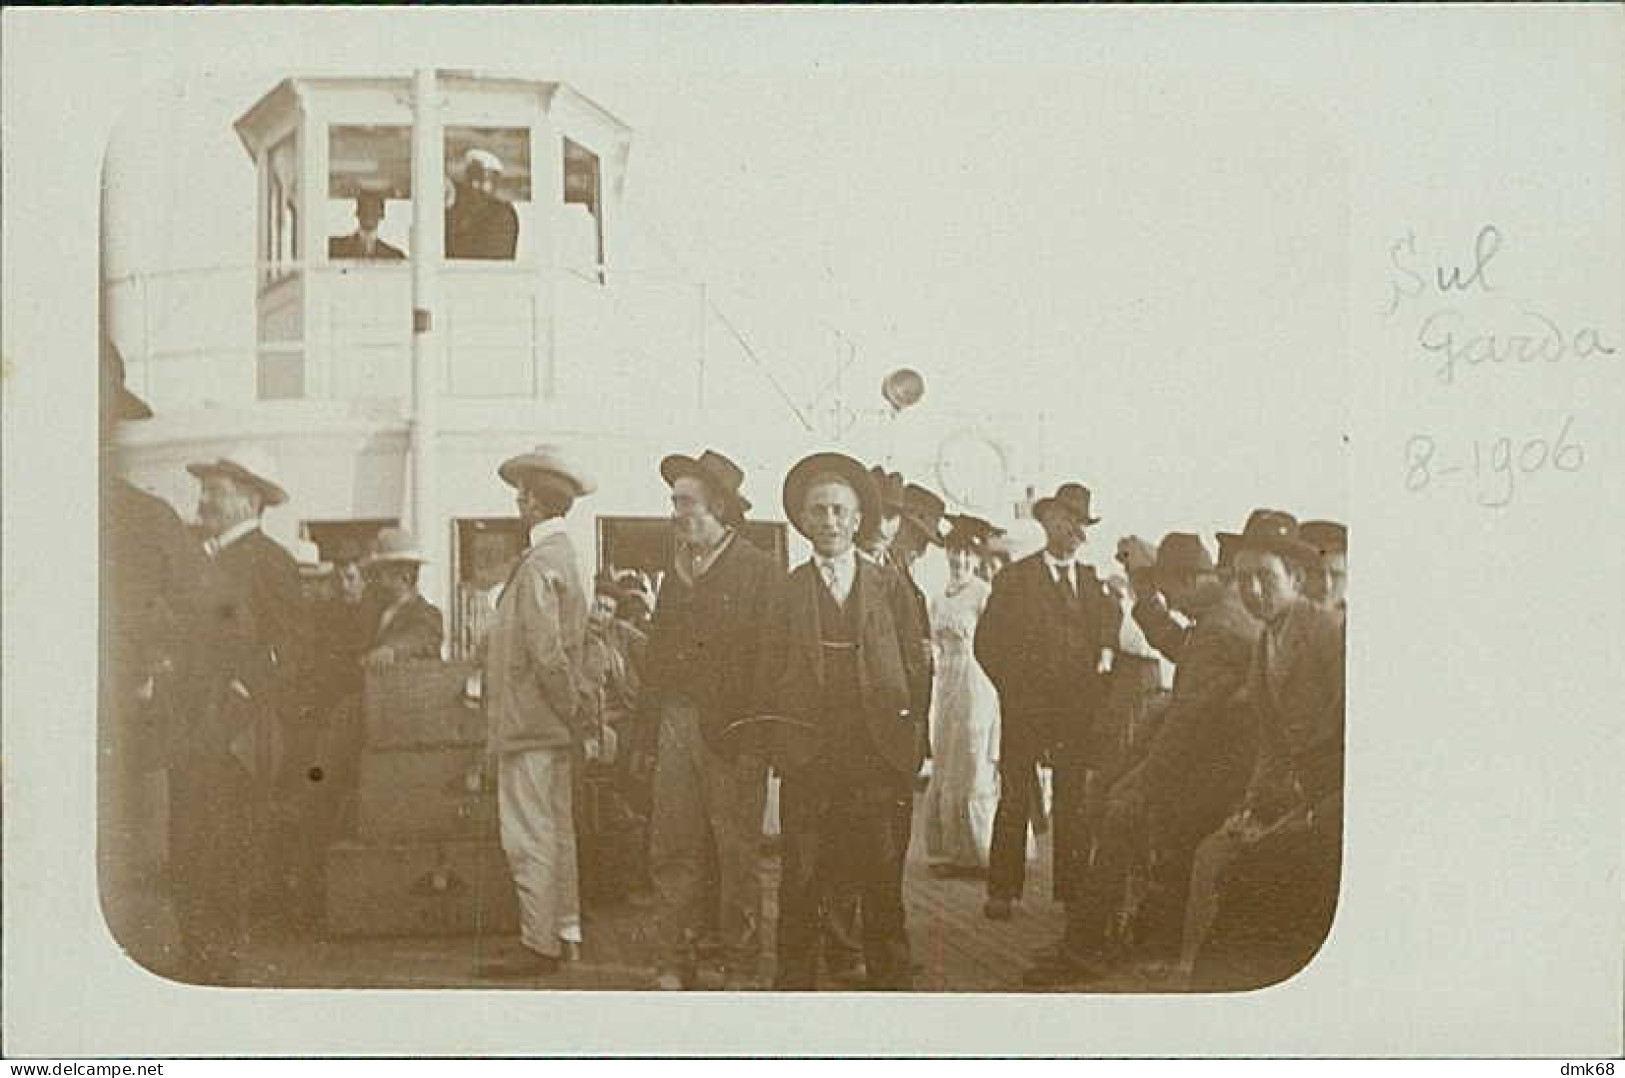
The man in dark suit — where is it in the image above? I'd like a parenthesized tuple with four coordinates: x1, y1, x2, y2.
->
(99, 349, 208, 973)
(974, 482, 1120, 922)
(757, 453, 930, 990)
(357, 527, 445, 668)
(328, 194, 406, 261)
(636, 449, 781, 991)
(175, 446, 311, 982)
(1024, 532, 1260, 984)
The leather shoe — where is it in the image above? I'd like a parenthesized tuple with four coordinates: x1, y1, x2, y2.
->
(477, 947, 561, 979)
(983, 897, 1014, 921)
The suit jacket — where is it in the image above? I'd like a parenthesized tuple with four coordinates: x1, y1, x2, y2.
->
(1243, 597, 1346, 821)
(642, 530, 782, 757)
(328, 233, 406, 261)
(974, 551, 1120, 758)
(368, 593, 445, 661)
(1135, 588, 1261, 833)
(483, 530, 589, 755)
(866, 549, 936, 760)
(757, 554, 929, 777)
(188, 527, 310, 773)
(446, 188, 519, 260)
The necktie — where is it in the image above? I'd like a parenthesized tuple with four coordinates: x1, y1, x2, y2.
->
(1056, 565, 1075, 599)
(820, 560, 842, 600)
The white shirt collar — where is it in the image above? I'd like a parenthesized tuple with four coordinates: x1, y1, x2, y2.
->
(1043, 550, 1079, 575)
(208, 518, 260, 554)
(814, 547, 857, 574)
(529, 518, 568, 547)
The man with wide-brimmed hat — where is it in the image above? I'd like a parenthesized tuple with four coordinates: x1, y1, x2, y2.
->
(479, 444, 597, 978)
(975, 481, 1120, 923)
(1025, 531, 1262, 985)
(170, 443, 310, 980)
(358, 527, 444, 669)
(1185, 508, 1346, 991)
(99, 346, 209, 976)
(755, 452, 930, 989)
(635, 448, 781, 990)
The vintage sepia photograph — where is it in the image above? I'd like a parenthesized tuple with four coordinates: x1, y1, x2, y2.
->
(7, 4, 1621, 1060)
(96, 60, 1346, 994)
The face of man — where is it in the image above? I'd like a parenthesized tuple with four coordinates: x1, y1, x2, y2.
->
(670, 476, 727, 550)
(365, 564, 412, 604)
(1233, 549, 1304, 623)
(1157, 567, 1202, 616)
(801, 480, 861, 559)
(196, 475, 258, 538)
(946, 545, 975, 580)
(1317, 552, 1348, 608)
(334, 561, 367, 604)
(357, 201, 383, 234)
(1038, 507, 1086, 560)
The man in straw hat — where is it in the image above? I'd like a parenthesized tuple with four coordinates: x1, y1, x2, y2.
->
(99, 346, 208, 975)
(447, 147, 519, 260)
(975, 481, 1120, 924)
(1024, 531, 1260, 985)
(172, 443, 310, 981)
(755, 452, 930, 989)
(1184, 509, 1346, 991)
(478, 444, 597, 977)
(633, 448, 781, 990)
(358, 527, 444, 670)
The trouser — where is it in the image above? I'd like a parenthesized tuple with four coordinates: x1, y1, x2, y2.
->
(988, 739, 1043, 901)
(776, 769, 914, 990)
(1060, 789, 1146, 957)
(990, 733, 1097, 903)
(497, 747, 582, 959)
(1188, 791, 1343, 991)
(822, 785, 913, 973)
(167, 753, 258, 976)
(649, 698, 768, 973)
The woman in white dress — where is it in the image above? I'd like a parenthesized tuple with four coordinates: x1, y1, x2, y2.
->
(924, 515, 1007, 876)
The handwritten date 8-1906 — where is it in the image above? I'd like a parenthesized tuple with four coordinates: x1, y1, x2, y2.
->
(1406, 415, 1584, 508)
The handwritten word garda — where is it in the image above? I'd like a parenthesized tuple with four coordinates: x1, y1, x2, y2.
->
(1405, 415, 1584, 508)
(1383, 224, 1502, 316)
(1418, 309, 1616, 386)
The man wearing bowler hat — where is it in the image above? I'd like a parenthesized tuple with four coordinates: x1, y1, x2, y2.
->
(480, 445, 597, 977)
(1025, 531, 1260, 984)
(1185, 509, 1346, 990)
(636, 448, 781, 990)
(174, 444, 310, 980)
(974, 482, 1120, 923)
(756, 453, 930, 989)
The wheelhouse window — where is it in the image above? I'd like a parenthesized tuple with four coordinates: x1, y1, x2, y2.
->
(265, 133, 300, 284)
(562, 138, 604, 279)
(443, 127, 532, 262)
(326, 125, 413, 263)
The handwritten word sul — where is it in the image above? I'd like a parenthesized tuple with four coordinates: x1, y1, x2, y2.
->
(1405, 415, 1584, 508)
(1418, 309, 1616, 386)
(1383, 224, 1503, 317)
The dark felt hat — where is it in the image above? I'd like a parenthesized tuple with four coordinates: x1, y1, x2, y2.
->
(782, 451, 880, 541)
(900, 483, 947, 546)
(1032, 482, 1101, 526)
(1215, 531, 1243, 570)
(102, 344, 152, 422)
(660, 448, 753, 518)
(1300, 520, 1348, 557)
(868, 466, 907, 513)
(1237, 508, 1321, 568)
(1155, 532, 1215, 575)
(943, 513, 1001, 553)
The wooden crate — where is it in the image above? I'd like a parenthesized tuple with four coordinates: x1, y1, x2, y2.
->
(355, 744, 498, 843)
(325, 839, 518, 938)
(362, 661, 486, 750)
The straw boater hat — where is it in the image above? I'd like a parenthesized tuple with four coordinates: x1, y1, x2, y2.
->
(497, 444, 597, 496)
(364, 527, 430, 568)
(1236, 509, 1320, 569)
(660, 448, 753, 519)
(186, 445, 288, 507)
(781, 451, 879, 540)
(1032, 482, 1101, 526)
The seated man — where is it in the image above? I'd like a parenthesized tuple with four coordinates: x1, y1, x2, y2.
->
(358, 527, 444, 668)
(329, 194, 406, 261)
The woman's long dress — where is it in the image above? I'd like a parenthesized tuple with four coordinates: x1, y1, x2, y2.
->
(923, 576, 1005, 869)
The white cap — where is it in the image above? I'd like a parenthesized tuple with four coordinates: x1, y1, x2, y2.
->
(463, 148, 504, 175)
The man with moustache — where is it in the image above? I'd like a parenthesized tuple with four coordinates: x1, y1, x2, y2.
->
(1024, 532, 1260, 984)
(975, 483, 1120, 923)
(175, 445, 310, 981)
(756, 453, 929, 990)
(1186, 510, 1346, 990)
(635, 449, 779, 991)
